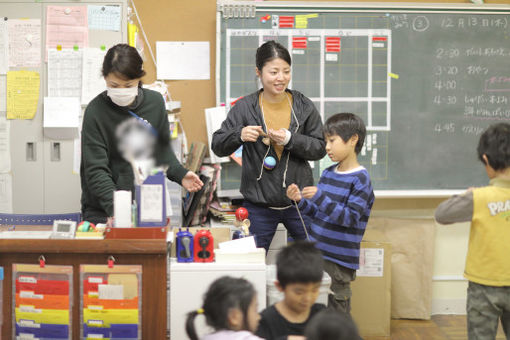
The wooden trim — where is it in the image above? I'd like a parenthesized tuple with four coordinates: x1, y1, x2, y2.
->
(0, 239, 167, 254)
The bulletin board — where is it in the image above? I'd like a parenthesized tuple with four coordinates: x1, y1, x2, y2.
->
(1, 0, 127, 214)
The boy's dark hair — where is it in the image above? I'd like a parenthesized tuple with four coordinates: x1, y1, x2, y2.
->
(323, 113, 367, 154)
(276, 241, 324, 288)
(256, 40, 292, 71)
(477, 122, 510, 171)
(102, 43, 146, 80)
(304, 309, 361, 340)
(185, 276, 256, 340)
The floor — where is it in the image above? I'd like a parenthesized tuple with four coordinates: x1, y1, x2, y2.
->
(364, 315, 507, 340)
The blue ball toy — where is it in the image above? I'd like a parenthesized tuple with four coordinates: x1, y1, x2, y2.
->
(264, 156, 276, 170)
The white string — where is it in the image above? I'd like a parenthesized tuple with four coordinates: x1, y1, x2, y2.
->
(129, 2, 175, 104)
(257, 92, 271, 181)
(294, 200, 310, 240)
(129, 0, 157, 72)
(285, 94, 309, 240)
(256, 146, 271, 181)
(282, 93, 299, 187)
(268, 205, 291, 210)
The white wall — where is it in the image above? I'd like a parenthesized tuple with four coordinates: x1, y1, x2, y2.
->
(432, 221, 469, 314)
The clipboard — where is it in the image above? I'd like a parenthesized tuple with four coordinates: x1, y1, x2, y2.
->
(135, 171, 166, 227)
(182, 175, 209, 228)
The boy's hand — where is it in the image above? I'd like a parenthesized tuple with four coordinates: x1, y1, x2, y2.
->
(241, 125, 264, 142)
(287, 336, 306, 340)
(302, 186, 318, 199)
(286, 184, 302, 202)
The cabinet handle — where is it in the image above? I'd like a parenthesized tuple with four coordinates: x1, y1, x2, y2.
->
(26, 142, 36, 161)
(51, 142, 61, 162)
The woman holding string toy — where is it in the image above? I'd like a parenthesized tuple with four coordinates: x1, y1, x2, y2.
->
(212, 40, 326, 251)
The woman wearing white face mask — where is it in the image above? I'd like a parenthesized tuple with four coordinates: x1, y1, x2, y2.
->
(80, 44, 203, 226)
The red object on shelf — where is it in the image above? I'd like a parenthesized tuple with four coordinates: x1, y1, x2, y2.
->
(193, 229, 214, 262)
(235, 207, 249, 221)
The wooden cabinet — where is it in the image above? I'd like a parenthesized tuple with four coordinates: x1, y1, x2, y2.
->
(0, 239, 167, 339)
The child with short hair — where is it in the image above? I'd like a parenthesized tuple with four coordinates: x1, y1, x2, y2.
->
(287, 113, 375, 314)
(304, 308, 361, 340)
(186, 276, 263, 340)
(255, 241, 326, 340)
(435, 122, 510, 340)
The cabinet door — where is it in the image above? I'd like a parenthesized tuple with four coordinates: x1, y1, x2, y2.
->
(41, 0, 128, 213)
(7, 2, 45, 213)
(169, 262, 267, 340)
(43, 139, 81, 213)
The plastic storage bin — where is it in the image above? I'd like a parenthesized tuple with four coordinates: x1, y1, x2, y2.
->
(12, 264, 73, 340)
(80, 264, 142, 340)
(166, 180, 183, 228)
(266, 264, 331, 306)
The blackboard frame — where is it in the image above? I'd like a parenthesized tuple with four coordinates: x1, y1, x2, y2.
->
(215, 1, 510, 197)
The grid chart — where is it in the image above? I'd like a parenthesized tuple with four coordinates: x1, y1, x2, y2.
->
(226, 28, 391, 180)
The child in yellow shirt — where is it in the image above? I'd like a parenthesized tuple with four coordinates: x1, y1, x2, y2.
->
(435, 122, 510, 340)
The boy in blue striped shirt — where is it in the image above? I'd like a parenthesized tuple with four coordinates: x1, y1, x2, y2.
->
(287, 113, 375, 314)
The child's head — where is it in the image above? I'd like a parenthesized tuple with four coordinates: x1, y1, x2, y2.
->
(304, 309, 361, 340)
(323, 113, 367, 155)
(275, 241, 324, 313)
(185, 276, 260, 340)
(477, 123, 510, 178)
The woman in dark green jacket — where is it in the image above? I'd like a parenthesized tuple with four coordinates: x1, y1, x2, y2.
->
(81, 44, 202, 225)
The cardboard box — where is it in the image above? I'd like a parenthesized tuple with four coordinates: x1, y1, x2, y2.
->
(364, 217, 435, 319)
(351, 241, 391, 337)
(169, 226, 231, 257)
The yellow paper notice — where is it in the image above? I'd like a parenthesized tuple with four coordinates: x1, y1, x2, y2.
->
(7, 70, 40, 120)
(295, 15, 308, 29)
(296, 14, 319, 28)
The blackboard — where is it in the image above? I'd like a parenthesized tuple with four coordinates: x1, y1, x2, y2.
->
(215, 2, 510, 196)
